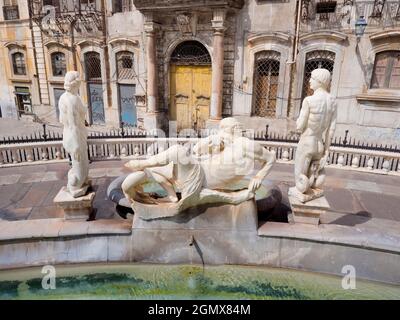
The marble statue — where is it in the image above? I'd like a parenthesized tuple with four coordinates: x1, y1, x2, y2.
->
(122, 117, 276, 220)
(289, 68, 337, 203)
(59, 71, 90, 198)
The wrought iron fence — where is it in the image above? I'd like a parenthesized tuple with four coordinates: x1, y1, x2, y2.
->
(1, 123, 399, 155)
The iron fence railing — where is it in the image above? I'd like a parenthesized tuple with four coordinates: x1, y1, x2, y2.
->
(1, 123, 399, 154)
(1, 136, 399, 174)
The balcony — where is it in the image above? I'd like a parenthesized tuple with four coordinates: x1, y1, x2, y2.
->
(133, 0, 244, 11)
(29, 0, 103, 36)
(300, 0, 400, 32)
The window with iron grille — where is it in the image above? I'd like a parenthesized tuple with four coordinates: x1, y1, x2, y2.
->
(12, 52, 26, 76)
(170, 41, 211, 65)
(302, 50, 335, 101)
(113, 0, 132, 13)
(117, 51, 134, 80)
(252, 51, 280, 118)
(3, 0, 19, 20)
(43, 0, 60, 13)
(51, 52, 66, 77)
(85, 52, 102, 82)
(371, 51, 400, 89)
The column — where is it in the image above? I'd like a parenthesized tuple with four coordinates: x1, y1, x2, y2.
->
(210, 10, 226, 120)
(144, 15, 158, 114)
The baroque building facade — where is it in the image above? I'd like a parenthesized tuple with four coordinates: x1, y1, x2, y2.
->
(0, 0, 399, 143)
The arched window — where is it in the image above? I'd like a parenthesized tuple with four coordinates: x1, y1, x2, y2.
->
(12, 52, 26, 75)
(85, 52, 101, 82)
(170, 41, 211, 65)
(371, 51, 400, 89)
(252, 51, 280, 118)
(51, 52, 66, 77)
(302, 50, 335, 101)
(116, 51, 134, 80)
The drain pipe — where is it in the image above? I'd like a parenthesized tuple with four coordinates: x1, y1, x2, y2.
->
(287, 0, 302, 118)
(188, 235, 205, 271)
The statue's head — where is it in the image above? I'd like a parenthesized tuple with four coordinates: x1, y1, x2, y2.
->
(64, 71, 80, 92)
(310, 68, 331, 91)
(219, 117, 243, 135)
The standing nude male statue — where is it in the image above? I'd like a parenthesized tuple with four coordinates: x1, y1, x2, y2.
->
(289, 68, 337, 202)
(59, 71, 90, 198)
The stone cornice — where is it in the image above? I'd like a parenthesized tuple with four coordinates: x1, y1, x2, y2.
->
(133, 0, 244, 11)
(369, 30, 400, 41)
(248, 32, 292, 45)
(357, 91, 400, 104)
(300, 30, 348, 43)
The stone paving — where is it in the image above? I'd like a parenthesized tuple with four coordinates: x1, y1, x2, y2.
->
(0, 118, 119, 140)
(0, 160, 399, 224)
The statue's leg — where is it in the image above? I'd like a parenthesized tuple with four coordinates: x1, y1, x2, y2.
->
(294, 150, 312, 193)
(198, 188, 253, 206)
(121, 171, 147, 202)
(312, 168, 326, 188)
(148, 171, 178, 203)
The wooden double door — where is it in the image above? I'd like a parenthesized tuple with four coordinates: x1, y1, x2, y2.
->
(170, 65, 211, 132)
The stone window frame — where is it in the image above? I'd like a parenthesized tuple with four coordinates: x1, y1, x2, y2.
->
(251, 50, 281, 118)
(294, 33, 346, 118)
(44, 42, 74, 120)
(108, 38, 141, 126)
(2, 0, 19, 21)
(44, 42, 73, 80)
(109, 39, 140, 85)
(6, 44, 29, 80)
(364, 40, 400, 101)
(163, 36, 213, 115)
(50, 51, 67, 78)
(76, 40, 108, 122)
(244, 34, 291, 119)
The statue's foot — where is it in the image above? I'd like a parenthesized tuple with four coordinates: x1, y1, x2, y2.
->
(125, 160, 146, 171)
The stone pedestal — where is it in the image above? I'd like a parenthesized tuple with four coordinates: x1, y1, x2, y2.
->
(288, 193, 330, 225)
(132, 199, 258, 232)
(54, 187, 95, 220)
(288, 186, 324, 203)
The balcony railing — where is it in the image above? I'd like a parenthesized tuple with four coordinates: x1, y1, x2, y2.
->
(29, 0, 103, 36)
(300, 0, 400, 32)
(1, 136, 399, 176)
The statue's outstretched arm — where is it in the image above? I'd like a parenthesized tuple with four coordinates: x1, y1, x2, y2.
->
(247, 142, 276, 193)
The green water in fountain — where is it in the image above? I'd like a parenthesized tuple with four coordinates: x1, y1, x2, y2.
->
(0, 264, 399, 300)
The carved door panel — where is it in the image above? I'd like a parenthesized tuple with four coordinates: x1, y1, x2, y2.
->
(192, 66, 211, 131)
(170, 65, 211, 132)
(170, 65, 192, 132)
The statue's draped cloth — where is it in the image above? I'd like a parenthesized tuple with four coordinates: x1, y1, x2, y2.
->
(133, 162, 206, 220)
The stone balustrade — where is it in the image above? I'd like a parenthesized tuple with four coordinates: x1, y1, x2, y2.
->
(0, 138, 399, 175)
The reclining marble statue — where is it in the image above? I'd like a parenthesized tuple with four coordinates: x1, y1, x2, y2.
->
(122, 117, 276, 220)
(289, 68, 337, 203)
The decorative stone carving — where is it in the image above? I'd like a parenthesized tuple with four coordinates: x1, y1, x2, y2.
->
(58, 71, 91, 198)
(176, 13, 192, 34)
(122, 117, 276, 220)
(289, 68, 337, 203)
